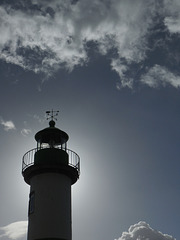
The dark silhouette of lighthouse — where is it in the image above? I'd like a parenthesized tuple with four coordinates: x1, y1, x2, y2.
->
(22, 110, 80, 240)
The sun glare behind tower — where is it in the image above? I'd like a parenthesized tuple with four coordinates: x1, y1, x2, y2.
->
(22, 110, 80, 240)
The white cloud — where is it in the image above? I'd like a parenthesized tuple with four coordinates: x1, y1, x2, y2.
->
(164, 17, 180, 33)
(140, 65, 180, 88)
(33, 114, 45, 123)
(0, 1, 156, 76)
(0, 221, 175, 240)
(0, 0, 180, 88)
(21, 128, 32, 137)
(164, 0, 180, 33)
(111, 59, 133, 89)
(0, 118, 16, 131)
(116, 221, 175, 240)
(0, 2, 88, 74)
(0, 221, 27, 240)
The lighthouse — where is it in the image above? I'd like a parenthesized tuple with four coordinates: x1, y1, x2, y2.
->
(22, 111, 80, 240)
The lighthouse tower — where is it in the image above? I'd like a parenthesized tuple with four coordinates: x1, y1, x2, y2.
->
(22, 111, 80, 240)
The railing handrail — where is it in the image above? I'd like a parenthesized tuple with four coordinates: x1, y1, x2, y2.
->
(22, 147, 80, 176)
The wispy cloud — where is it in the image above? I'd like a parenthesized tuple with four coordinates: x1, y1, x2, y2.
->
(164, 17, 180, 33)
(140, 65, 180, 88)
(116, 221, 175, 240)
(111, 59, 133, 89)
(164, 0, 180, 34)
(0, 118, 16, 131)
(33, 114, 45, 123)
(1, 0, 152, 68)
(0, 1, 180, 88)
(0, 1, 162, 77)
(21, 128, 32, 137)
(0, 221, 27, 240)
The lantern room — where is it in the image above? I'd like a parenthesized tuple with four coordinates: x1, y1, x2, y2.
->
(35, 119, 69, 150)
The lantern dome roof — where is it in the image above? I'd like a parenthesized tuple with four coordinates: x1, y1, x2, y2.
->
(35, 120, 69, 145)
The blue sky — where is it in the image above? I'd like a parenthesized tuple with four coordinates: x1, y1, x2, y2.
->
(0, 1, 179, 240)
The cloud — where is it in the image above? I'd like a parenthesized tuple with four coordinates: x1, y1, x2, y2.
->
(164, 0, 180, 33)
(33, 114, 45, 123)
(111, 59, 133, 89)
(0, 1, 158, 75)
(164, 17, 180, 33)
(0, 221, 27, 240)
(140, 65, 180, 88)
(0, 1, 88, 75)
(0, 118, 16, 131)
(1, 0, 180, 88)
(0, 221, 175, 240)
(21, 128, 32, 137)
(116, 221, 175, 240)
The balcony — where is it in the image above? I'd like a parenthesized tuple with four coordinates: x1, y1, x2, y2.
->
(22, 147, 80, 177)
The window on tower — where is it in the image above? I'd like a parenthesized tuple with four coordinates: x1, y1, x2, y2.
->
(28, 192, 35, 215)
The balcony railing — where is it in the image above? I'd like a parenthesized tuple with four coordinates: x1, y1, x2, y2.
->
(22, 147, 80, 176)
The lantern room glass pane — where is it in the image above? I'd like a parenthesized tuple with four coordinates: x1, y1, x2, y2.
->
(37, 140, 67, 150)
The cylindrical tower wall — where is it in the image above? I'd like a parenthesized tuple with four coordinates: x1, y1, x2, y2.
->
(27, 172, 72, 240)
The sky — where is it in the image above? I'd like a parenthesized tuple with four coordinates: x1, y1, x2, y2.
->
(0, 0, 179, 240)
